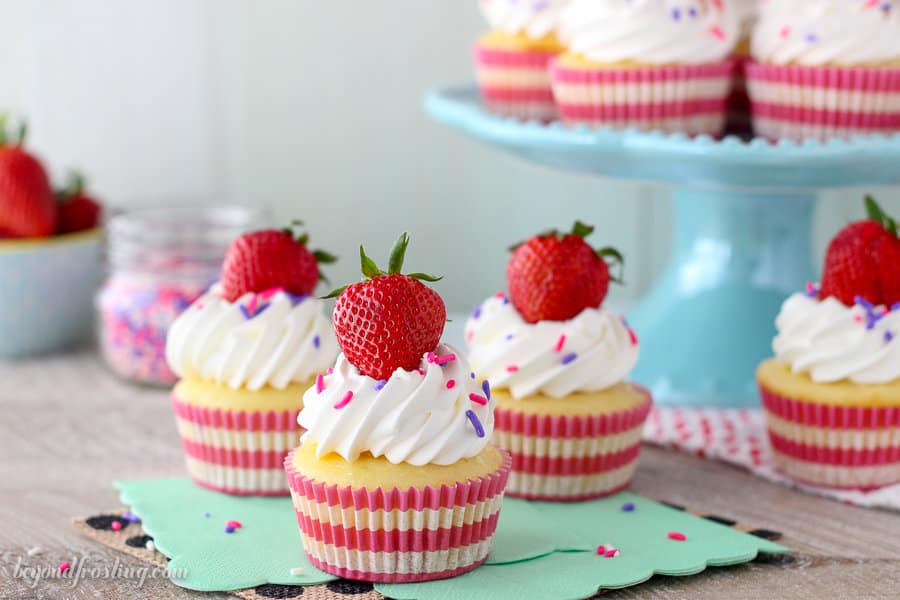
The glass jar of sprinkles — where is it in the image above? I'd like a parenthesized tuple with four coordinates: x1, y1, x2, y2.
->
(96, 207, 265, 386)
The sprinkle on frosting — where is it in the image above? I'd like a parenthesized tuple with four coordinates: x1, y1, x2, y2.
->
(466, 409, 486, 438)
(469, 393, 489, 406)
(334, 390, 354, 409)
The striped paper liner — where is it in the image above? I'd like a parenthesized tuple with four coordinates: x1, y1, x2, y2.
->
(492, 385, 653, 501)
(171, 393, 303, 496)
(746, 61, 900, 141)
(474, 43, 559, 121)
(550, 59, 735, 134)
(284, 447, 511, 583)
(759, 384, 900, 490)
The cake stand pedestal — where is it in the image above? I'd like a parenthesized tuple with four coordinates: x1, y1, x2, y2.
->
(426, 85, 900, 407)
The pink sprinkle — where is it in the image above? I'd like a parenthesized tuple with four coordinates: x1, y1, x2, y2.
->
(259, 286, 284, 300)
(854, 315, 864, 322)
(595, 545, 606, 555)
(709, 25, 725, 40)
(494, 291, 505, 298)
(628, 328, 639, 346)
(469, 393, 488, 406)
(780, 25, 791, 39)
(111, 520, 122, 531)
(226, 520, 243, 529)
(426, 352, 437, 363)
(446, 379, 456, 389)
(246, 295, 259, 315)
(604, 549, 620, 558)
(416, 368, 425, 375)
(506, 365, 519, 373)
(195, 303, 205, 310)
(554, 334, 566, 353)
(334, 391, 354, 409)
(434, 353, 457, 365)
(668, 532, 687, 541)
(466, 330, 475, 343)
(316, 374, 325, 394)
(59, 561, 71, 574)
(327, 367, 334, 374)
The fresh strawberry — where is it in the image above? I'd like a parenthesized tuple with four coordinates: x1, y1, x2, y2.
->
(0, 120, 56, 237)
(220, 222, 336, 302)
(328, 233, 445, 380)
(506, 221, 623, 323)
(820, 196, 900, 307)
(56, 172, 102, 234)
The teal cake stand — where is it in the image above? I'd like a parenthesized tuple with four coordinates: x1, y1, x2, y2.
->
(426, 85, 900, 408)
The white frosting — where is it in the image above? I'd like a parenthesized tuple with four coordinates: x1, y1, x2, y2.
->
(165, 284, 338, 391)
(465, 295, 639, 399)
(298, 343, 495, 466)
(480, 0, 570, 39)
(559, 0, 741, 65)
(752, 0, 900, 66)
(773, 292, 900, 384)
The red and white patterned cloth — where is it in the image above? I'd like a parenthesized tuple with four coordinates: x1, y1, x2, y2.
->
(643, 407, 900, 510)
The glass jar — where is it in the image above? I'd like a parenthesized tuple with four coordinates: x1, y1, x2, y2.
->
(96, 206, 265, 386)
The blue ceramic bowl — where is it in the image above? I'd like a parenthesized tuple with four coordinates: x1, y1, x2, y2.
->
(0, 230, 103, 358)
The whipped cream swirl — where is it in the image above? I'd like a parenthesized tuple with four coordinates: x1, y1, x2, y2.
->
(298, 343, 495, 466)
(753, 1, 900, 66)
(559, 0, 740, 65)
(479, 0, 571, 39)
(465, 294, 639, 399)
(166, 284, 338, 390)
(773, 291, 900, 384)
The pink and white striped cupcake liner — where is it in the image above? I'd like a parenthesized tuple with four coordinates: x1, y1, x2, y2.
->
(474, 43, 559, 121)
(549, 60, 735, 135)
(492, 385, 652, 501)
(171, 394, 302, 496)
(746, 62, 900, 141)
(760, 385, 900, 490)
(284, 448, 511, 583)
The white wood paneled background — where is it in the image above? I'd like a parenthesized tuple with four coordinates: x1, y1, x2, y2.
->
(1, 0, 898, 312)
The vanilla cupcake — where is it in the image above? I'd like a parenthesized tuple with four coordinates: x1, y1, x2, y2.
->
(747, 0, 900, 141)
(166, 227, 338, 495)
(551, 0, 740, 134)
(475, 0, 570, 120)
(285, 234, 509, 582)
(466, 222, 651, 501)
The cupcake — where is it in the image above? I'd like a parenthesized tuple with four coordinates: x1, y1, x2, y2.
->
(747, 0, 900, 141)
(166, 226, 338, 495)
(286, 234, 510, 582)
(551, 0, 740, 134)
(474, 0, 570, 120)
(465, 221, 651, 501)
(758, 197, 900, 490)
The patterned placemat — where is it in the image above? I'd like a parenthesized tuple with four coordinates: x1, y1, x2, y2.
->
(73, 505, 784, 600)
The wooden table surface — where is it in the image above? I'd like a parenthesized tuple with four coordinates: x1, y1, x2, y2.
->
(2, 350, 900, 599)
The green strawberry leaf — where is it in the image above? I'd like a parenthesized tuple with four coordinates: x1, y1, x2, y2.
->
(865, 195, 898, 237)
(571, 220, 595, 238)
(597, 246, 625, 285)
(360, 245, 382, 279)
(313, 249, 337, 264)
(321, 285, 348, 300)
(407, 272, 443, 282)
(388, 232, 410, 274)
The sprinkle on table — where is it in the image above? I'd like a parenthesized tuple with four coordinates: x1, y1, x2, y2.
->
(668, 531, 688, 541)
(225, 525, 236, 534)
(621, 502, 635, 512)
(466, 410, 485, 438)
(110, 520, 122, 531)
(334, 390, 354, 409)
(226, 520, 243, 529)
(59, 561, 71, 574)
(122, 511, 141, 523)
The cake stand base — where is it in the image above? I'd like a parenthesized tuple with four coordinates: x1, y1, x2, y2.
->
(629, 189, 815, 407)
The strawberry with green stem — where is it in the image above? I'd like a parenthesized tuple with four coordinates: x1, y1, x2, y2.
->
(56, 171, 102, 234)
(507, 220, 624, 323)
(326, 233, 445, 381)
(0, 116, 56, 238)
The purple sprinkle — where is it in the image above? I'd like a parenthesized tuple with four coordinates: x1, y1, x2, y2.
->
(288, 293, 309, 306)
(313, 334, 321, 349)
(892, 303, 900, 313)
(374, 379, 388, 391)
(225, 525, 236, 534)
(621, 502, 635, 512)
(671, 7, 681, 20)
(505, 333, 514, 341)
(254, 303, 270, 317)
(482, 380, 491, 401)
(470, 372, 476, 380)
(562, 353, 578, 366)
(804, 282, 819, 298)
(886, 331, 895, 343)
(688, 7, 698, 18)
(855, 296, 875, 310)
(239, 305, 251, 319)
(472, 306, 482, 320)
(466, 410, 485, 438)
(805, 33, 817, 43)
(501, 296, 509, 305)
(122, 511, 141, 523)
(533, 0, 549, 10)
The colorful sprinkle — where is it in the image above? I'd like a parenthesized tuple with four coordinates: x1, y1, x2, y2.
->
(628, 328, 639, 346)
(561, 353, 578, 366)
(313, 335, 321, 349)
(446, 379, 456, 390)
(226, 520, 243, 529)
(122, 511, 141, 523)
(709, 25, 725, 41)
(505, 333, 515, 341)
(595, 545, 607, 555)
(671, 7, 681, 20)
(316, 374, 325, 394)
(470, 371, 476, 379)
(482, 380, 491, 401)
(466, 410, 485, 438)
(668, 531, 687, 541)
(886, 331, 895, 343)
(472, 306, 482, 320)
(434, 353, 457, 365)
(804, 33, 818, 43)
(893, 302, 900, 312)
(327, 367, 334, 374)
(506, 365, 519, 373)
(621, 502, 635, 512)
(259, 286, 284, 300)
(469, 393, 489, 406)
(426, 351, 437, 363)
(288, 293, 309, 306)
(604, 549, 620, 558)
(780, 25, 791, 39)
(804, 282, 819, 298)
(334, 390, 354, 409)
(59, 561, 71, 574)
(374, 379, 388, 391)
(554, 334, 566, 353)
(111, 520, 122, 531)
(225, 525, 236, 534)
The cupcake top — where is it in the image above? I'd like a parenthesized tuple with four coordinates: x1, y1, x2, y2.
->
(297, 233, 495, 466)
(559, 0, 741, 65)
(752, 0, 900, 66)
(165, 225, 339, 391)
(466, 293, 639, 398)
(773, 290, 900, 384)
(479, 0, 571, 39)
(166, 284, 337, 391)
